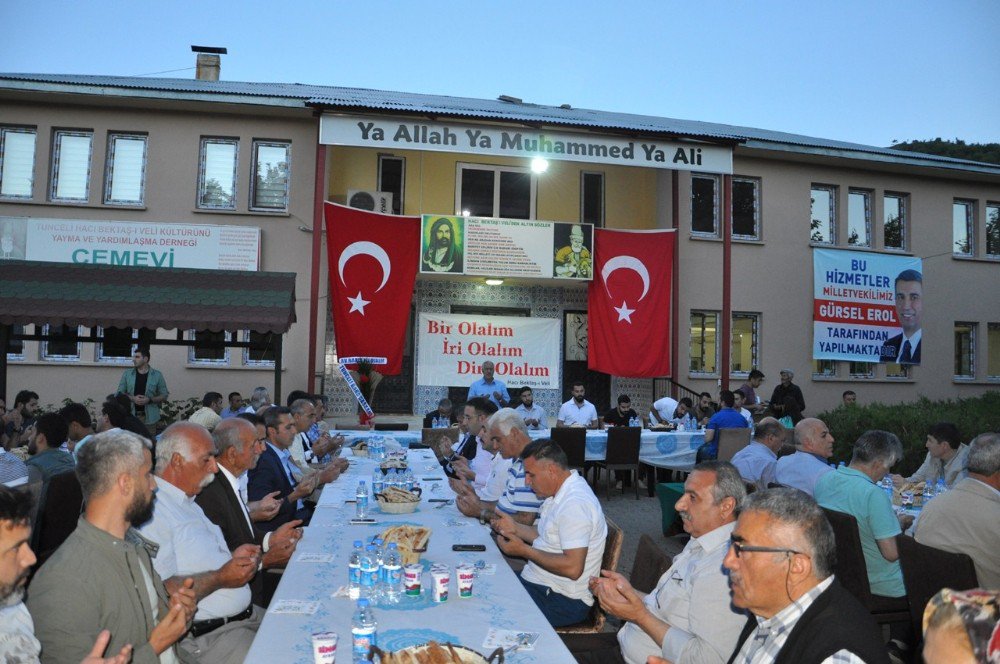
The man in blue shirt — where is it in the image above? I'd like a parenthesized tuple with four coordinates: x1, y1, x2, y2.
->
(698, 390, 748, 460)
(467, 361, 509, 408)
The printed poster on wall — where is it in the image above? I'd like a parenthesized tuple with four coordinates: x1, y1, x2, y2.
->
(417, 312, 561, 389)
(0, 216, 260, 270)
(813, 249, 923, 365)
(419, 214, 593, 280)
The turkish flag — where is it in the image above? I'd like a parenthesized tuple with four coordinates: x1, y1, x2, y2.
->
(324, 202, 420, 375)
(588, 229, 675, 377)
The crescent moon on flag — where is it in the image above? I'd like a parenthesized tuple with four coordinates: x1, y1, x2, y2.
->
(338, 241, 391, 292)
(602, 255, 650, 301)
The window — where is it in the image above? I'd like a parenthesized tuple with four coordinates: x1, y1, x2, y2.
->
(691, 174, 719, 235)
(456, 163, 535, 219)
(50, 130, 93, 202)
(5, 324, 26, 360)
(849, 361, 874, 378)
(689, 311, 718, 374)
(243, 330, 278, 367)
(731, 313, 759, 375)
(812, 359, 837, 377)
(0, 127, 36, 198)
(188, 330, 232, 365)
(198, 138, 238, 209)
(953, 200, 975, 256)
(41, 324, 83, 361)
(885, 363, 909, 379)
(96, 326, 137, 363)
(250, 140, 290, 211)
(987, 203, 1000, 258)
(847, 189, 871, 247)
(883, 193, 907, 250)
(377, 154, 405, 215)
(810, 185, 836, 244)
(732, 177, 761, 239)
(988, 323, 1000, 380)
(954, 322, 976, 378)
(103, 133, 147, 206)
(581, 172, 605, 228)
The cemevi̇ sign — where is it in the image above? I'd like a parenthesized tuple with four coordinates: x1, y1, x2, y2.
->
(813, 249, 923, 365)
(0, 216, 260, 270)
(417, 313, 561, 389)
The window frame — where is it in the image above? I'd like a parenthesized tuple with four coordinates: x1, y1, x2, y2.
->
(987, 323, 1000, 381)
(249, 139, 291, 212)
(986, 202, 1000, 259)
(884, 363, 909, 380)
(731, 176, 761, 240)
(953, 321, 976, 380)
(49, 129, 94, 202)
(883, 192, 908, 251)
(187, 329, 232, 366)
(455, 162, 537, 219)
(689, 310, 720, 376)
(812, 359, 838, 378)
(377, 154, 406, 215)
(810, 184, 837, 245)
(103, 132, 148, 206)
(952, 199, 975, 257)
(847, 188, 872, 247)
(580, 170, 605, 228)
(0, 126, 37, 199)
(848, 361, 875, 379)
(95, 326, 139, 364)
(197, 137, 239, 210)
(242, 329, 277, 367)
(690, 173, 720, 237)
(730, 312, 760, 376)
(5, 324, 27, 361)
(41, 324, 84, 362)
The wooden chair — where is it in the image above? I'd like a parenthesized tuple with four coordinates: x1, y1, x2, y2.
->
(33, 470, 84, 567)
(630, 533, 673, 594)
(603, 427, 641, 500)
(549, 427, 591, 483)
(897, 534, 978, 650)
(556, 518, 624, 634)
(716, 428, 751, 462)
(373, 422, 408, 431)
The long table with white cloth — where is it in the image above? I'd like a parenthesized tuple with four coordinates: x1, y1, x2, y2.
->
(245, 447, 578, 663)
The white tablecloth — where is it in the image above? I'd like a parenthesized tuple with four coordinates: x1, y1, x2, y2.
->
(245, 448, 577, 663)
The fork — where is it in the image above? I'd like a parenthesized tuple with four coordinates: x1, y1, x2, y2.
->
(434, 499, 454, 509)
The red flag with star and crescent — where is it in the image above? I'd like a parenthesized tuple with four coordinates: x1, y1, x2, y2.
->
(588, 229, 676, 377)
(324, 202, 420, 375)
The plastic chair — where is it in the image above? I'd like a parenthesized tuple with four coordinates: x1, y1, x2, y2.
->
(556, 518, 624, 634)
(630, 534, 673, 594)
(716, 428, 751, 462)
(603, 427, 641, 499)
(656, 482, 685, 535)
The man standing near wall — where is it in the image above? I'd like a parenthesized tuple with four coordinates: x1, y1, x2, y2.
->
(468, 361, 509, 408)
(117, 348, 169, 431)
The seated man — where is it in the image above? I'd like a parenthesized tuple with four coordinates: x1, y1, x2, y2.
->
(915, 432, 1000, 588)
(774, 418, 835, 495)
(892, 421, 969, 489)
(288, 398, 345, 471)
(556, 382, 599, 429)
(698, 391, 749, 460)
(732, 391, 753, 428)
(247, 407, 319, 532)
(58, 401, 94, 456)
(668, 397, 695, 429)
(188, 392, 224, 432)
(220, 392, 244, 419)
(731, 417, 786, 490)
(569, 462, 748, 664)
(814, 430, 911, 658)
(726, 489, 887, 663)
(515, 387, 547, 430)
(692, 392, 716, 427)
(493, 439, 606, 627)
(448, 397, 499, 491)
(422, 397, 458, 429)
(648, 394, 678, 426)
(139, 422, 264, 663)
(601, 394, 639, 428)
(25, 412, 75, 483)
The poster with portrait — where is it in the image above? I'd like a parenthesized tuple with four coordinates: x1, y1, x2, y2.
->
(552, 222, 594, 280)
(813, 249, 923, 365)
(420, 215, 465, 274)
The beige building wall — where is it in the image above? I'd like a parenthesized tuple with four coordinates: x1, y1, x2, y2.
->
(1, 94, 322, 409)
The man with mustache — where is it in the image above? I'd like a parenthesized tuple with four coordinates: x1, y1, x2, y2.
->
(138, 422, 263, 664)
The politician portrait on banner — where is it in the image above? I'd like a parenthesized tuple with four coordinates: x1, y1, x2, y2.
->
(813, 249, 923, 365)
(420, 215, 464, 274)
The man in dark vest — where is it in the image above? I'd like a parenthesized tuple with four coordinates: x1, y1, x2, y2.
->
(724, 488, 889, 664)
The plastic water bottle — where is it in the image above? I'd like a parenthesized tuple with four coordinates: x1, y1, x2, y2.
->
(881, 476, 894, 499)
(382, 543, 403, 603)
(389, 468, 401, 490)
(355, 481, 369, 519)
(403, 468, 415, 491)
(351, 598, 378, 662)
(372, 467, 385, 497)
(936, 478, 947, 495)
(921, 481, 933, 506)
(348, 539, 364, 600)
(359, 545, 379, 599)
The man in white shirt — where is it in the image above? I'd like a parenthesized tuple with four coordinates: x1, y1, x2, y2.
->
(774, 418, 835, 496)
(892, 421, 969, 489)
(556, 382, 599, 429)
(574, 461, 749, 664)
(493, 439, 606, 627)
(139, 422, 263, 664)
(733, 391, 754, 428)
(731, 418, 786, 490)
(514, 387, 548, 430)
(649, 395, 678, 425)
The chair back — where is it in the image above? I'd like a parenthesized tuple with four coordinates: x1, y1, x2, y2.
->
(604, 427, 641, 465)
(820, 507, 873, 608)
(630, 533, 672, 594)
(897, 534, 979, 646)
(554, 516, 623, 635)
(35, 470, 84, 566)
(716, 428, 751, 462)
(549, 427, 587, 468)
(373, 423, 409, 431)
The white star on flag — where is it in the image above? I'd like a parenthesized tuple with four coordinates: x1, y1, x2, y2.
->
(347, 291, 370, 315)
(614, 300, 635, 323)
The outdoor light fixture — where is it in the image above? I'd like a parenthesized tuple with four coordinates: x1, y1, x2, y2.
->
(531, 157, 549, 173)
(485, 278, 504, 286)
(462, 209, 471, 217)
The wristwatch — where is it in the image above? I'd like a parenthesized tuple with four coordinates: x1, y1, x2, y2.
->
(479, 509, 491, 525)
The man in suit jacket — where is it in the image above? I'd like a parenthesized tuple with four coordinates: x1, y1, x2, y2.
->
(196, 418, 303, 607)
(247, 407, 317, 533)
(879, 269, 923, 365)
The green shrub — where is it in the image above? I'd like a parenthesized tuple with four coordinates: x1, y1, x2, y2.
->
(819, 392, 1000, 476)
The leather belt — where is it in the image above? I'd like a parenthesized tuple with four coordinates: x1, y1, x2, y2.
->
(189, 604, 253, 638)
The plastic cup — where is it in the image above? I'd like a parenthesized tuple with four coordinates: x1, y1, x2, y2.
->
(431, 569, 450, 602)
(312, 632, 338, 663)
(456, 564, 475, 598)
(403, 564, 423, 596)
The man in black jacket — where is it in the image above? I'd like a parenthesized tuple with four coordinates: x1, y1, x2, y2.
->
(724, 488, 889, 664)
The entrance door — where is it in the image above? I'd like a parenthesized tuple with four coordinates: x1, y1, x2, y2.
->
(372, 306, 414, 414)
(562, 311, 611, 414)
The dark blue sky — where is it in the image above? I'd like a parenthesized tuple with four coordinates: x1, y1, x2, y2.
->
(3, 0, 997, 147)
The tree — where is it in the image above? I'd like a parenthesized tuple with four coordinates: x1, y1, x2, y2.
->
(889, 138, 1000, 165)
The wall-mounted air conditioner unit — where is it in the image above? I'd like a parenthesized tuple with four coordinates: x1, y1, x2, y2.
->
(347, 190, 393, 214)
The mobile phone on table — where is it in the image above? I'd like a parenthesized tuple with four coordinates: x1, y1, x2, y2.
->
(452, 544, 486, 552)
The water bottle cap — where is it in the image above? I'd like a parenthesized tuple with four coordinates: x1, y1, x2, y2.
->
(388, 542, 398, 549)
(374, 538, 383, 545)
(357, 598, 369, 607)
(353, 540, 363, 547)
(366, 544, 376, 550)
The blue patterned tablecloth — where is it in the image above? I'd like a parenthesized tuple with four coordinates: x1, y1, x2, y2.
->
(244, 448, 576, 663)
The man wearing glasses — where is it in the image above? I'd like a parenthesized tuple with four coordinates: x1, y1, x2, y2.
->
(574, 461, 748, 664)
(725, 488, 888, 663)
